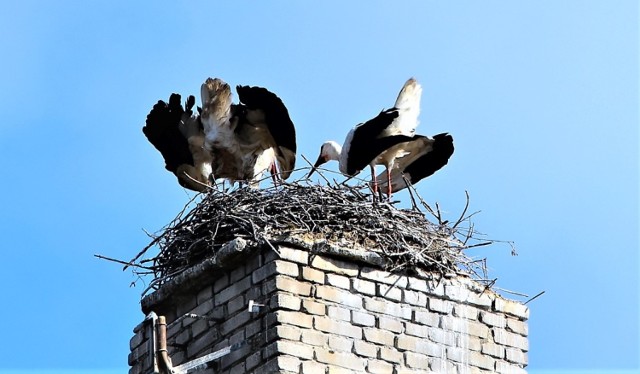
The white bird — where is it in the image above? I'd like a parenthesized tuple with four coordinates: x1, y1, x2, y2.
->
(143, 93, 213, 192)
(200, 78, 297, 186)
(308, 78, 453, 197)
(143, 78, 297, 191)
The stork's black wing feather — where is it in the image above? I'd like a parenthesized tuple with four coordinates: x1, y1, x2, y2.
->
(235, 85, 297, 154)
(142, 93, 194, 173)
(403, 133, 454, 183)
(345, 109, 407, 175)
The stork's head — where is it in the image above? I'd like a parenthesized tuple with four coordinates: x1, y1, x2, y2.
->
(307, 141, 342, 178)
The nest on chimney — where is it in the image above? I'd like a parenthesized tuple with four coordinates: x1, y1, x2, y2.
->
(118, 168, 506, 296)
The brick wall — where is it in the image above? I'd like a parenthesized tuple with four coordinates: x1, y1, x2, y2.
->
(129, 242, 529, 373)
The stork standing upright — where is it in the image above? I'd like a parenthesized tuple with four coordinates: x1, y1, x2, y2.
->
(308, 78, 454, 197)
(200, 77, 297, 185)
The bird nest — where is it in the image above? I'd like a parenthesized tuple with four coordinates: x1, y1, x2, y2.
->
(115, 174, 502, 297)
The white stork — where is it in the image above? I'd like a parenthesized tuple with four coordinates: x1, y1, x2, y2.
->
(143, 93, 213, 192)
(308, 78, 454, 197)
(143, 78, 297, 191)
(200, 77, 297, 185)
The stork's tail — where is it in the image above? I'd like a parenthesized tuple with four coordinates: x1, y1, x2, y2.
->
(385, 78, 423, 137)
(394, 78, 422, 112)
(200, 78, 233, 124)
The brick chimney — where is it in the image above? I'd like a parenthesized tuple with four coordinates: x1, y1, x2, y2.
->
(128, 239, 529, 373)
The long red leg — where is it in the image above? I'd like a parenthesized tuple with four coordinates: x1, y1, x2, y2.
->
(386, 168, 392, 199)
(370, 165, 378, 196)
(271, 163, 278, 186)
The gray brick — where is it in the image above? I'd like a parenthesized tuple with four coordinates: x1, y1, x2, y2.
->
(229, 329, 245, 346)
(328, 305, 351, 321)
(196, 286, 213, 305)
(270, 292, 301, 311)
(405, 351, 430, 370)
(326, 365, 357, 374)
(265, 340, 314, 360)
(353, 278, 376, 295)
(315, 348, 366, 372)
(315, 316, 362, 339)
(404, 321, 428, 337)
(268, 324, 302, 342)
(461, 335, 483, 352)
(414, 310, 440, 327)
(311, 255, 359, 276)
(363, 297, 411, 320)
(186, 329, 217, 358)
(407, 277, 428, 292)
(444, 284, 471, 302)
(213, 274, 230, 293)
(316, 285, 362, 308)
(367, 360, 394, 374)
(480, 311, 506, 328)
(363, 327, 395, 346)
(191, 319, 211, 338)
(445, 346, 468, 364)
(327, 273, 351, 289)
(229, 361, 246, 374)
(329, 335, 354, 352)
(379, 316, 404, 333)
(278, 246, 310, 264)
(229, 264, 246, 283)
(428, 297, 453, 314)
(176, 295, 198, 317)
(397, 334, 443, 357)
(494, 298, 529, 319)
(505, 347, 528, 365)
(278, 354, 301, 372)
(252, 260, 298, 283)
(506, 318, 528, 336)
(467, 292, 493, 309)
(302, 266, 325, 284)
(301, 329, 327, 346)
(495, 361, 527, 374)
(245, 319, 262, 339)
(425, 279, 445, 296)
(378, 283, 402, 301)
(379, 346, 403, 364)
(352, 310, 376, 327)
(353, 340, 378, 358)
(302, 298, 326, 315)
(275, 275, 311, 296)
(227, 294, 245, 314)
(482, 342, 505, 358)
(403, 289, 428, 307)
(493, 329, 529, 351)
(220, 311, 250, 335)
(441, 316, 490, 338)
(129, 331, 144, 350)
(302, 360, 327, 374)
(245, 350, 262, 371)
(394, 368, 426, 374)
(427, 357, 457, 373)
(361, 267, 407, 287)
(215, 276, 251, 306)
(428, 328, 456, 346)
(470, 350, 496, 370)
(276, 310, 313, 329)
(453, 304, 479, 320)
(190, 298, 214, 318)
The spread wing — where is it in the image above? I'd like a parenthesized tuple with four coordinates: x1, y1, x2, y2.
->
(236, 85, 297, 179)
(142, 93, 193, 173)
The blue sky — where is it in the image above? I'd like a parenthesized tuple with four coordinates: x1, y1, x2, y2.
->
(0, 1, 637, 372)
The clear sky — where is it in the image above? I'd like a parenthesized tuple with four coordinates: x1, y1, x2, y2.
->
(0, 1, 637, 372)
